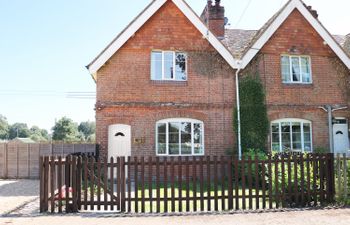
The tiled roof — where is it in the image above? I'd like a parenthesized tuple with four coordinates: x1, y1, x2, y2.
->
(222, 29, 350, 59)
(221, 0, 350, 60)
(222, 29, 257, 58)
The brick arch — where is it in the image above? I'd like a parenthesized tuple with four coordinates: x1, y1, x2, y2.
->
(151, 109, 208, 122)
(269, 111, 315, 123)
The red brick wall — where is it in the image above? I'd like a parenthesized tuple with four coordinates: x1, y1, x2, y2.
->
(96, 1, 235, 157)
(246, 9, 349, 150)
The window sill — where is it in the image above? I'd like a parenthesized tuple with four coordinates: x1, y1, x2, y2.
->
(150, 80, 188, 86)
(282, 83, 313, 88)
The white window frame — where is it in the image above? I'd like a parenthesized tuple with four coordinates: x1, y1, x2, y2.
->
(151, 50, 188, 81)
(281, 55, 313, 84)
(155, 118, 204, 156)
(271, 118, 313, 153)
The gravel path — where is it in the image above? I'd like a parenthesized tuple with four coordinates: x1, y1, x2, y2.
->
(1, 179, 349, 225)
(0, 208, 350, 225)
(0, 179, 39, 215)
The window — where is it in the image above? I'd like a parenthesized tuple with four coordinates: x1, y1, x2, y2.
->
(151, 51, 187, 81)
(271, 119, 312, 153)
(156, 118, 204, 156)
(281, 55, 312, 83)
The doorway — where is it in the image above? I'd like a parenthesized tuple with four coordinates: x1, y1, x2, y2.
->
(333, 118, 350, 154)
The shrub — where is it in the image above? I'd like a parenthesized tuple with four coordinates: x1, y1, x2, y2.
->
(233, 75, 269, 154)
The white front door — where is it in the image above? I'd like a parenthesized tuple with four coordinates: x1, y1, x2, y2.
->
(108, 124, 131, 158)
(333, 118, 350, 154)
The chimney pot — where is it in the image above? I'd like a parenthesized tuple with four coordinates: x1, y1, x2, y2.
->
(201, 0, 225, 38)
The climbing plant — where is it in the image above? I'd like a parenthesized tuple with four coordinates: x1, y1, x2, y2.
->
(233, 74, 269, 153)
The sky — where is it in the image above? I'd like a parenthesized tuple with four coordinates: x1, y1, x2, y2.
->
(0, 0, 349, 132)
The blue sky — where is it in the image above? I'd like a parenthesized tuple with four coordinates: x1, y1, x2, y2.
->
(0, 0, 349, 132)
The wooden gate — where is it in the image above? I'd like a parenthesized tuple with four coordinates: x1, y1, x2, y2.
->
(40, 154, 335, 213)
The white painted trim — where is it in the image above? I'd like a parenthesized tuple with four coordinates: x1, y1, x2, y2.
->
(88, 0, 239, 76)
(172, 0, 238, 69)
(88, 0, 167, 75)
(241, 0, 350, 69)
(155, 118, 205, 156)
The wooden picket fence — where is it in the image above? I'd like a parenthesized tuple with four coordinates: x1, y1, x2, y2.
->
(40, 153, 335, 214)
(335, 154, 349, 202)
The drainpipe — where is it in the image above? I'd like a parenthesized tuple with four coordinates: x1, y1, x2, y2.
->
(235, 61, 242, 160)
(326, 105, 334, 153)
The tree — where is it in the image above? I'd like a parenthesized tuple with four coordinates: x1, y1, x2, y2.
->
(9, 123, 31, 140)
(29, 126, 49, 142)
(0, 115, 9, 140)
(52, 117, 81, 142)
(234, 75, 269, 153)
(78, 121, 96, 140)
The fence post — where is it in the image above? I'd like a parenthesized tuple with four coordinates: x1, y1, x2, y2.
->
(39, 156, 44, 212)
(343, 153, 348, 200)
(44, 156, 49, 212)
(336, 154, 341, 198)
(120, 157, 126, 212)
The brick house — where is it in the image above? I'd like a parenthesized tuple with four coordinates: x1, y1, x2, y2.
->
(87, 0, 350, 159)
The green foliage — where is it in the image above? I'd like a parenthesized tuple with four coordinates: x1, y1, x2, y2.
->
(270, 154, 320, 205)
(52, 117, 81, 142)
(0, 115, 9, 140)
(314, 147, 328, 154)
(29, 126, 49, 142)
(9, 123, 31, 139)
(78, 121, 96, 140)
(233, 75, 269, 153)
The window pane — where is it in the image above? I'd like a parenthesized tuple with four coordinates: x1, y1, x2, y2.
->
(164, 52, 174, 79)
(281, 122, 290, 132)
(301, 57, 311, 83)
(272, 123, 279, 133)
(304, 123, 311, 143)
(292, 142, 302, 151)
(272, 133, 280, 143)
(282, 133, 291, 151)
(157, 123, 166, 154)
(194, 123, 203, 154)
(291, 57, 301, 82)
(181, 122, 192, 155)
(304, 142, 312, 152)
(151, 52, 162, 80)
(281, 122, 291, 151)
(175, 53, 187, 81)
(272, 143, 280, 151)
(168, 122, 179, 155)
(281, 56, 291, 82)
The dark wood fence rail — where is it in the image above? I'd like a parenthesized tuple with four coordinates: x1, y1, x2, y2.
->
(40, 153, 335, 214)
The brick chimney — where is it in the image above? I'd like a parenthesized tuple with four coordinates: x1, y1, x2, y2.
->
(200, 0, 225, 39)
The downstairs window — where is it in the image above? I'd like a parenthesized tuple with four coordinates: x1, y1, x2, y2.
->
(271, 119, 312, 153)
(156, 118, 204, 156)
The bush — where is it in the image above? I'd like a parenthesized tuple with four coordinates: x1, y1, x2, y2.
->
(230, 149, 268, 187)
(233, 75, 269, 154)
(269, 153, 320, 206)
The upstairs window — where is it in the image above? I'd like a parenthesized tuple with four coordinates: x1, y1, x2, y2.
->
(281, 55, 312, 84)
(151, 51, 187, 81)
